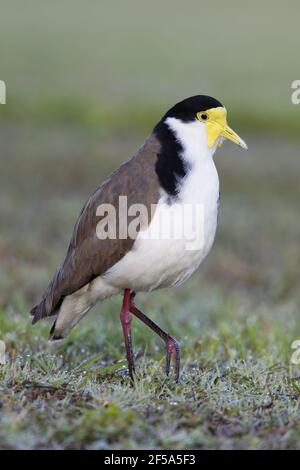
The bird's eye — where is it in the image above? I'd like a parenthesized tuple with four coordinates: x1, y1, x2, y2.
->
(200, 113, 208, 120)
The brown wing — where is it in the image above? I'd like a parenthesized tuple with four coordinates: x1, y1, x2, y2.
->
(31, 134, 161, 324)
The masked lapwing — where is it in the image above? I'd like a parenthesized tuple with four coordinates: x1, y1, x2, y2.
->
(31, 95, 247, 381)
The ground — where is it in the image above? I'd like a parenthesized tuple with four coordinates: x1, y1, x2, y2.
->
(0, 124, 300, 449)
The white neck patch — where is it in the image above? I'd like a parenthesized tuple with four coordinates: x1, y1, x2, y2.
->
(165, 117, 218, 167)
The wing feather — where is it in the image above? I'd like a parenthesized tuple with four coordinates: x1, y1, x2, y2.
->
(31, 134, 160, 323)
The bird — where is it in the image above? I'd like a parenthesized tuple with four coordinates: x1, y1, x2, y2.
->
(31, 95, 247, 382)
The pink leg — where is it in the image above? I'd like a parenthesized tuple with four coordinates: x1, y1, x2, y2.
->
(129, 292, 180, 382)
(120, 289, 135, 380)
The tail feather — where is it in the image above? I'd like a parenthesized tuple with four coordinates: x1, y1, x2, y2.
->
(31, 269, 95, 338)
(30, 297, 60, 325)
(47, 284, 94, 341)
(30, 301, 47, 325)
(30, 269, 64, 324)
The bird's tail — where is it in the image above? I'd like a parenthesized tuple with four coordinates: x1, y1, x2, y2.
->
(47, 288, 94, 341)
(30, 299, 57, 325)
(30, 268, 63, 324)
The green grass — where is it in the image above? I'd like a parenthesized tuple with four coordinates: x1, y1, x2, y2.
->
(0, 123, 300, 449)
(1, 287, 300, 449)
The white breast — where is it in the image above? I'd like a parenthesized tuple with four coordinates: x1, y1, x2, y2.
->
(102, 117, 220, 293)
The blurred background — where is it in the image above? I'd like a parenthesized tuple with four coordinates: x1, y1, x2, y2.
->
(0, 0, 299, 310)
(0, 0, 300, 449)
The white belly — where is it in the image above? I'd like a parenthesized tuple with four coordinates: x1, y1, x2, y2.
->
(102, 158, 220, 292)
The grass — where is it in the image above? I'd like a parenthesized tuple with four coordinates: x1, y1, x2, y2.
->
(1, 290, 300, 449)
(0, 122, 300, 449)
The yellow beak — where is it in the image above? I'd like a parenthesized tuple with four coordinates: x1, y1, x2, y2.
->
(197, 107, 248, 150)
(221, 125, 248, 150)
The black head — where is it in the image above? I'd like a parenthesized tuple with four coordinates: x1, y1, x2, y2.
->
(163, 95, 223, 122)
